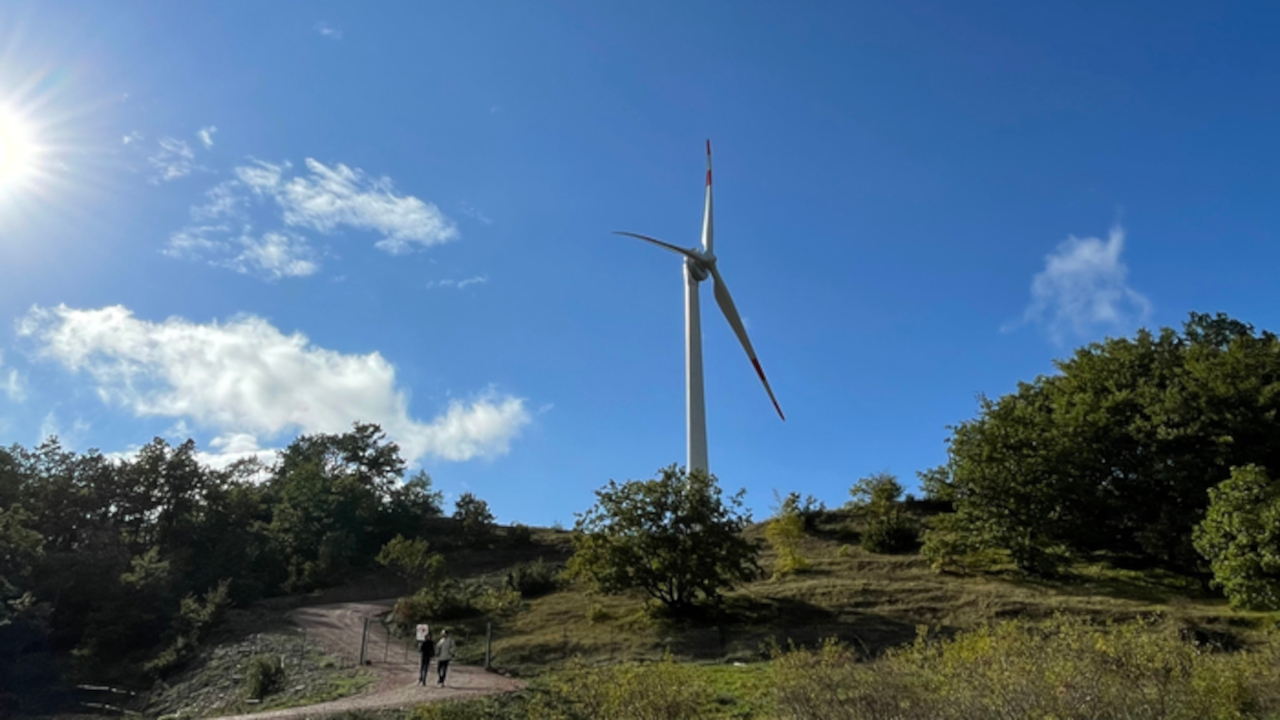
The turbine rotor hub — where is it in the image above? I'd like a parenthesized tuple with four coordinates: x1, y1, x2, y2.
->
(685, 255, 711, 282)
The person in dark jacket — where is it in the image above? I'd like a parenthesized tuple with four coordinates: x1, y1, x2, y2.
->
(418, 627, 434, 685)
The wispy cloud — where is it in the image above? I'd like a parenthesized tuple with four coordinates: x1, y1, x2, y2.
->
(315, 22, 343, 40)
(0, 350, 27, 402)
(428, 275, 489, 290)
(1010, 225, 1152, 343)
(197, 126, 218, 149)
(166, 157, 458, 277)
(224, 232, 320, 279)
(18, 305, 532, 464)
(459, 201, 494, 225)
(122, 131, 143, 145)
(149, 137, 197, 182)
(38, 411, 89, 448)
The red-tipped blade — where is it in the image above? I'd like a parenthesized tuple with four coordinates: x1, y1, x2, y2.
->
(708, 265, 784, 421)
(702, 140, 714, 254)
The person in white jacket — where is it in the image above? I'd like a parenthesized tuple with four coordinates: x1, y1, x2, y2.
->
(435, 629, 456, 686)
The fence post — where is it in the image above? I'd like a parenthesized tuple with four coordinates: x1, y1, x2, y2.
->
(359, 617, 370, 666)
(485, 622, 492, 670)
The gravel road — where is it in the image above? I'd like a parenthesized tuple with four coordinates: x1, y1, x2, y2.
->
(209, 600, 524, 719)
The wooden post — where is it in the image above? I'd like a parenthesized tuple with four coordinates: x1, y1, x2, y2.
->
(359, 618, 370, 666)
(485, 622, 492, 670)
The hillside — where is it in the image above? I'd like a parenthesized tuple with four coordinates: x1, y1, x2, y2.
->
(125, 508, 1278, 720)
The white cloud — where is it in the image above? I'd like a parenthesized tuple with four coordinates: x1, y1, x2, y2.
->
(459, 201, 494, 225)
(315, 22, 343, 40)
(428, 275, 489, 290)
(122, 131, 143, 145)
(0, 350, 27, 402)
(38, 411, 89, 448)
(222, 232, 319, 279)
(149, 137, 197, 182)
(164, 226, 231, 259)
(272, 159, 458, 253)
(167, 158, 457, 278)
(1014, 225, 1152, 342)
(197, 126, 218, 149)
(18, 305, 532, 464)
(197, 433, 278, 474)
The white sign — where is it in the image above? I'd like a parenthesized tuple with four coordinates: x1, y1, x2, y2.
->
(415, 624, 430, 642)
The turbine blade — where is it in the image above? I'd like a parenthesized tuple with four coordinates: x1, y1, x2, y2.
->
(702, 140, 714, 254)
(708, 265, 785, 420)
(613, 231, 704, 262)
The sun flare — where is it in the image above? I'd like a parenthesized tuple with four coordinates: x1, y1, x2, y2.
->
(0, 107, 38, 186)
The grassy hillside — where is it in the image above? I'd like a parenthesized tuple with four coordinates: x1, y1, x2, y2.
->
(379, 509, 1268, 684)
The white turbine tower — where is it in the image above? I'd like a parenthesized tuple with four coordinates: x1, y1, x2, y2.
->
(616, 140, 784, 474)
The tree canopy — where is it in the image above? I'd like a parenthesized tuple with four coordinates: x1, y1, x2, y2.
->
(0, 422, 449, 711)
(568, 466, 760, 615)
(929, 312, 1280, 576)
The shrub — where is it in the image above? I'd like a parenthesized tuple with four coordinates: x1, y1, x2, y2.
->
(507, 522, 534, 546)
(1193, 464, 1280, 610)
(568, 466, 760, 616)
(453, 493, 496, 540)
(771, 615, 1280, 720)
(860, 509, 919, 554)
(527, 656, 711, 720)
(376, 535, 445, 593)
(392, 581, 482, 626)
(506, 558, 562, 598)
(244, 654, 285, 700)
(777, 491, 826, 531)
(764, 510, 810, 577)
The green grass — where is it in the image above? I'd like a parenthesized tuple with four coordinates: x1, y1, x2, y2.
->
(456, 512, 1272, 679)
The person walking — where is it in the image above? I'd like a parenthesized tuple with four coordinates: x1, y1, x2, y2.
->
(417, 627, 434, 686)
(435, 629, 456, 686)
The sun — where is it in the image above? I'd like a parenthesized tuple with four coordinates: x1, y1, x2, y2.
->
(0, 106, 38, 187)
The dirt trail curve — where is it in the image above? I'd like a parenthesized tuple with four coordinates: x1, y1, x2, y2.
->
(210, 600, 523, 720)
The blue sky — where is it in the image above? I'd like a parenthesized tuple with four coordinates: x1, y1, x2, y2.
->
(0, 1, 1276, 525)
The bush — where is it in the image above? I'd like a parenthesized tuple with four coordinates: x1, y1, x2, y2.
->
(764, 510, 810, 577)
(244, 654, 285, 700)
(771, 615, 1280, 720)
(527, 656, 711, 720)
(507, 522, 534, 546)
(568, 466, 760, 615)
(506, 559, 562, 598)
(1193, 464, 1280, 610)
(453, 493, 496, 540)
(392, 581, 482, 625)
(860, 509, 919, 554)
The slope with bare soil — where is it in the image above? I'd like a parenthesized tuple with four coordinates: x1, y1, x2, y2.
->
(202, 599, 522, 720)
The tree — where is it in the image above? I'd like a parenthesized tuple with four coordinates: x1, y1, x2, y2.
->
(1193, 465, 1280, 610)
(567, 466, 760, 615)
(764, 497, 810, 578)
(929, 313, 1280, 575)
(849, 473, 918, 554)
(376, 534, 444, 593)
(452, 492, 495, 540)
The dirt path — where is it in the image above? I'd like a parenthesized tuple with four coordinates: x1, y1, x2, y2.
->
(210, 600, 524, 719)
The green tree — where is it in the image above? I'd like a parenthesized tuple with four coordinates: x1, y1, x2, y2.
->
(376, 534, 444, 593)
(452, 492, 496, 539)
(764, 496, 810, 578)
(931, 313, 1280, 575)
(567, 466, 760, 615)
(1193, 465, 1280, 610)
(849, 473, 918, 554)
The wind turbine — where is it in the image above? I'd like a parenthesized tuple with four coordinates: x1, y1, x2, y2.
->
(615, 140, 784, 475)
